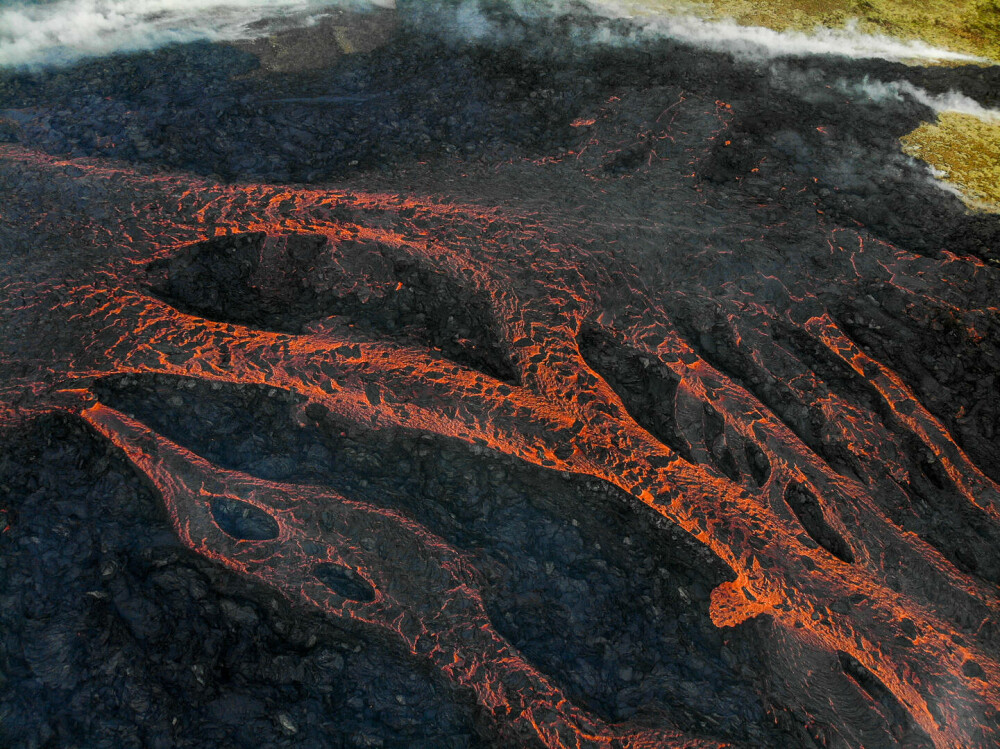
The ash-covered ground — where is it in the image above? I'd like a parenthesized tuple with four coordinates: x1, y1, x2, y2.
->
(2, 4, 1000, 749)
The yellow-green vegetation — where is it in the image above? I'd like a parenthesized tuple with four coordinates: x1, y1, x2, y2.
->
(901, 112, 1000, 212)
(611, 1, 1000, 211)
(614, 0, 1000, 62)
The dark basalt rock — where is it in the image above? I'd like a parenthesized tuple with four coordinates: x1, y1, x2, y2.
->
(147, 232, 520, 384)
(0, 6, 994, 270)
(0, 415, 496, 749)
(314, 564, 377, 603)
(91, 373, 794, 745)
(211, 496, 281, 541)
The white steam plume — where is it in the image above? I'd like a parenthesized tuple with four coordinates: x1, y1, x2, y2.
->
(1, 0, 991, 69)
(0, 0, 394, 68)
(413, 1, 989, 64)
(833, 76, 1000, 202)
(837, 77, 1000, 123)
(585, 4, 988, 64)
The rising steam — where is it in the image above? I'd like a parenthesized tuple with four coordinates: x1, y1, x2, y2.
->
(843, 78, 1000, 122)
(615, 14, 987, 64)
(2, 0, 990, 69)
(0, 0, 392, 68)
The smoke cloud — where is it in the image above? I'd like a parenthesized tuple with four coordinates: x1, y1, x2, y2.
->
(0, 0, 393, 68)
(409, 2, 988, 64)
(614, 14, 987, 64)
(3, 0, 988, 69)
(586, 2, 988, 63)
(834, 77, 1000, 122)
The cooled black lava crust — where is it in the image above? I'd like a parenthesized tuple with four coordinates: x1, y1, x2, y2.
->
(2, 6, 999, 749)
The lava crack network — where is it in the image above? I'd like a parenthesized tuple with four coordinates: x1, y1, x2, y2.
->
(1, 145, 998, 748)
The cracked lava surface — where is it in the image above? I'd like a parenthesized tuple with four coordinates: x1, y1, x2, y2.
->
(2, 35, 1000, 749)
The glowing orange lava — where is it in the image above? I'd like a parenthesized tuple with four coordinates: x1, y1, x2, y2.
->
(2, 144, 998, 748)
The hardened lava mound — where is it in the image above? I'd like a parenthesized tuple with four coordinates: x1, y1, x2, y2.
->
(2, 10, 1000, 749)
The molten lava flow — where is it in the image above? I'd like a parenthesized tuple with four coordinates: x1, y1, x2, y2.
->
(2, 143, 999, 748)
(78, 401, 718, 749)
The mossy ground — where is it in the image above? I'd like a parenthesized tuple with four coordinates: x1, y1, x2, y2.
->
(901, 112, 1000, 213)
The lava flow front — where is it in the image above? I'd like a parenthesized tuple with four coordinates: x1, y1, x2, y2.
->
(2, 23, 1000, 749)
